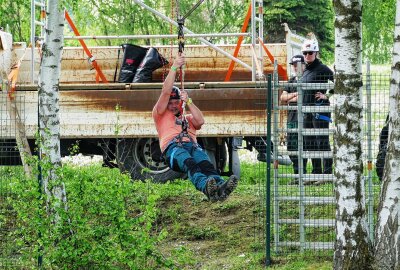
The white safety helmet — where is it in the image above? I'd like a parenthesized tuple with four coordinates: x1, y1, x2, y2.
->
(301, 39, 319, 52)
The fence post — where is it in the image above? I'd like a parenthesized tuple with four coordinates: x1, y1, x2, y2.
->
(365, 60, 374, 241)
(266, 74, 272, 266)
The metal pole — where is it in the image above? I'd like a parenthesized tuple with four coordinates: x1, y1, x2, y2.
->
(272, 62, 280, 254)
(366, 60, 374, 241)
(30, 0, 35, 83)
(40, 0, 46, 38)
(266, 74, 272, 267)
(64, 33, 249, 40)
(297, 62, 305, 252)
(251, 0, 256, 81)
(258, 0, 264, 77)
(132, 0, 252, 71)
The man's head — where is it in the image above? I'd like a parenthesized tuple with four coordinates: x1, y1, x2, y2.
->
(289, 55, 305, 65)
(168, 86, 181, 115)
(301, 39, 319, 64)
(290, 55, 305, 75)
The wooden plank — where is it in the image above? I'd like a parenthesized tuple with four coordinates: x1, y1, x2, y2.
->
(15, 43, 287, 84)
(6, 87, 268, 138)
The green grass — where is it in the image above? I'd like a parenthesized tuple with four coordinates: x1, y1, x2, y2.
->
(0, 160, 384, 269)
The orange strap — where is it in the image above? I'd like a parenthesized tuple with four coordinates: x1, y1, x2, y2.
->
(6, 48, 28, 99)
(224, 4, 252, 82)
(65, 11, 108, 83)
(7, 67, 19, 99)
(258, 37, 288, 81)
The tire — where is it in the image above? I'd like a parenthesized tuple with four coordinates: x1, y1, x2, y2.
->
(116, 138, 184, 183)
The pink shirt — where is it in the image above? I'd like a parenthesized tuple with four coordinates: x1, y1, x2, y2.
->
(152, 107, 198, 152)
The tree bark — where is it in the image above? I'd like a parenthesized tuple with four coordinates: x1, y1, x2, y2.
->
(333, 0, 372, 269)
(38, 0, 68, 218)
(373, 1, 400, 269)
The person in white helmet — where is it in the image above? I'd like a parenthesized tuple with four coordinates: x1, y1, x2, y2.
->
(281, 54, 307, 174)
(301, 38, 334, 174)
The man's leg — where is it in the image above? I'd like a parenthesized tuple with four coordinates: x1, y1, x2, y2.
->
(190, 145, 225, 185)
(287, 121, 300, 174)
(304, 114, 322, 174)
(314, 118, 332, 174)
(166, 145, 218, 200)
(190, 144, 238, 201)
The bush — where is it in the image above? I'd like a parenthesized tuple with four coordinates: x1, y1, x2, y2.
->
(7, 164, 175, 269)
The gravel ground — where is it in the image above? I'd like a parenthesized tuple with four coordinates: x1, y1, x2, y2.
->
(61, 154, 103, 166)
(61, 149, 260, 168)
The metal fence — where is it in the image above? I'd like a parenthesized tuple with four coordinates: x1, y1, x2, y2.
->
(252, 63, 390, 261)
(0, 91, 26, 269)
(0, 66, 392, 267)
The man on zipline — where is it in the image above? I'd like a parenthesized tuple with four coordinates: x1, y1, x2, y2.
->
(152, 54, 238, 202)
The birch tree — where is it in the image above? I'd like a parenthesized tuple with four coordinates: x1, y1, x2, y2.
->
(373, 1, 400, 269)
(38, 0, 67, 218)
(333, 0, 372, 269)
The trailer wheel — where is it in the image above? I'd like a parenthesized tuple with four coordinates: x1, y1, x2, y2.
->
(116, 138, 184, 183)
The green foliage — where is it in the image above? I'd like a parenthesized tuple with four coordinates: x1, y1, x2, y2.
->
(362, 0, 395, 64)
(6, 165, 178, 269)
(185, 225, 221, 240)
(0, 0, 31, 43)
(263, 0, 335, 63)
(1, 0, 397, 65)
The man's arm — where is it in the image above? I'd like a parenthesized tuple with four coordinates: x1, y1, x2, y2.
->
(181, 90, 204, 129)
(280, 90, 298, 103)
(153, 54, 185, 115)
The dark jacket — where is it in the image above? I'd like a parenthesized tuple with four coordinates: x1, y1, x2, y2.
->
(376, 115, 389, 181)
(286, 76, 299, 123)
(301, 58, 334, 106)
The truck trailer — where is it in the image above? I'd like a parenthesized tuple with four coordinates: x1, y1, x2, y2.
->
(0, 19, 304, 182)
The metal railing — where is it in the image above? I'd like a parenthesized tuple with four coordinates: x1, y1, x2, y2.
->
(268, 61, 385, 255)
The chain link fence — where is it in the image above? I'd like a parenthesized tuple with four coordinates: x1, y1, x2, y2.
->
(0, 90, 27, 269)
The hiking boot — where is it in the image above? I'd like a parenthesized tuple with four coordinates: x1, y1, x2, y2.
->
(217, 175, 239, 201)
(204, 178, 219, 202)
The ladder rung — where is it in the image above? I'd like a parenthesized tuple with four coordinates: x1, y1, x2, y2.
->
(277, 241, 334, 250)
(34, 1, 45, 7)
(278, 82, 334, 90)
(35, 21, 45, 26)
(278, 173, 335, 182)
(278, 219, 335, 227)
(276, 105, 333, 113)
(277, 196, 335, 204)
(279, 151, 333, 158)
(278, 128, 334, 135)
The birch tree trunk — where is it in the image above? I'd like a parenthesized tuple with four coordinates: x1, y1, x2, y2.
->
(373, 1, 400, 269)
(333, 0, 372, 269)
(38, 0, 67, 217)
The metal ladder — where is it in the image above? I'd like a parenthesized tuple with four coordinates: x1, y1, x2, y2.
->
(30, 0, 46, 83)
(272, 63, 336, 252)
(250, 0, 264, 81)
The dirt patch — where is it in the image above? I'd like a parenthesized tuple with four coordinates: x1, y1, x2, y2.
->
(156, 191, 266, 269)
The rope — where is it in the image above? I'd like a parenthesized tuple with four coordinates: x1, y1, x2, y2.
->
(174, 0, 204, 125)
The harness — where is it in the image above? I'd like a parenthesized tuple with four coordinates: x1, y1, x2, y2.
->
(167, 115, 199, 169)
